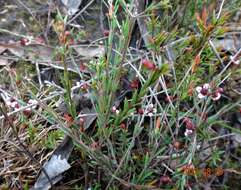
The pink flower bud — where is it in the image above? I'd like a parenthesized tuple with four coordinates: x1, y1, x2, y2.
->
(183, 117, 195, 130)
(137, 108, 144, 115)
(130, 79, 139, 89)
(103, 30, 110, 37)
(120, 123, 126, 130)
(35, 37, 45, 44)
(20, 38, 30, 46)
(141, 59, 156, 70)
(160, 175, 172, 184)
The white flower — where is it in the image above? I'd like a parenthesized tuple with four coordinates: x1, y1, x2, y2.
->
(25, 107, 31, 111)
(197, 93, 206, 99)
(203, 83, 210, 89)
(111, 106, 119, 115)
(6, 99, 19, 109)
(196, 83, 210, 99)
(24, 76, 31, 81)
(195, 86, 202, 93)
(230, 56, 240, 65)
(184, 129, 193, 137)
(152, 108, 157, 113)
(10, 101, 19, 109)
(28, 99, 38, 109)
(6, 100, 12, 107)
(211, 92, 221, 101)
(147, 103, 156, 113)
(148, 112, 153, 117)
(28, 99, 38, 105)
(112, 106, 117, 112)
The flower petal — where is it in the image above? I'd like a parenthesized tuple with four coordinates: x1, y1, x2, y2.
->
(195, 86, 202, 93)
(230, 56, 240, 65)
(184, 129, 193, 137)
(198, 93, 206, 99)
(211, 92, 221, 101)
(203, 83, 210, 89)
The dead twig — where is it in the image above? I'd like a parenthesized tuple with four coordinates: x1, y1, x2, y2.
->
(134, 0, 150, 48)
(67, 0, 95, 25)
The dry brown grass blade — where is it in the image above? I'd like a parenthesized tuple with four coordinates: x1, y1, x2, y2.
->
(0, 106, 53, 188)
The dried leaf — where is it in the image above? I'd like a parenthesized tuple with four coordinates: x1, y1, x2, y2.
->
(155, 117, 161, 129)
(25, 44, 53, 62)
(201, 7, 207, 27)
(192, 54, 201, 73)
(0, 46, 7, 54)
(0, 42, 53, 62)
(0, 43, 24, 57)
(0, 57, 9, 66)
(61, 0, 83, 15)
(31, 149, 71, 190)
(73, 45, 105, 58)
(233, 133, 241, 143)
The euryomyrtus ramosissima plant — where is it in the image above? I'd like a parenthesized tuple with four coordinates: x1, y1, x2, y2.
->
(1, 1, 241, 189)
(195, 83, 223, 101)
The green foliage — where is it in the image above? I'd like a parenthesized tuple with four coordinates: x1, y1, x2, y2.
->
(41, 130, 64, 149)
(27, 123, 38, 143)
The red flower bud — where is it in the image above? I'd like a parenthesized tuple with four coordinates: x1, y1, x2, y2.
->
(141, 59, 156, 70)
(35, 37, 45, 44)
(90, 141, 99, 150)
(16, 80, 21, 86)
(216, 87, 223, 93)
(120, 123, 126, 130)
(103, 30, 110, 37)
(137, 108, 144, 115)
(23, 110, 31, 117)
(68, 38, 75, 45)
(79, 117, 85, 126)
(14, 103, 20, 109)
(80, 126, 85, 132)
(80, 83, 90, 91)
(64, 113, 74, 123)
(130, 78, 139, 89)
(200, 87, 209, 95)
(20, 38, 30, 46)
(64, 31, 71, 36)
(111, 106, 118, 113)
(79, 63, 86, 71)
(183, 117, 195, 130)
(10, 98, 15, 102)
(173, 141, 182, 149)
(160, 175, 172, 184)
